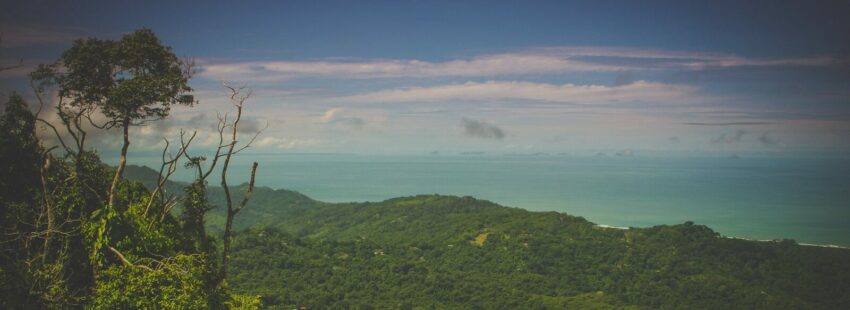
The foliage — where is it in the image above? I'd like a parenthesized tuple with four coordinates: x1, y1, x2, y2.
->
(0, 93, 41, 204)
(0, 93, 52, 307)
(226, 195, 850, 309)
(1, 29, 255, 309)
(124, 164, 318, 232)
(88, 254, 216, 309)
(46, 28, 193, 125)
(226, 293, 263, 310)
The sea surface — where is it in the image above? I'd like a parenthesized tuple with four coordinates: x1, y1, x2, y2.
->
(128, 153, 850, 247)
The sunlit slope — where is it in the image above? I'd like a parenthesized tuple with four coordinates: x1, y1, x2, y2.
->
(229, 195, 850, 309)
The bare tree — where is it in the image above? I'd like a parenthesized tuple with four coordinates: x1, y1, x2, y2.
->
(218, 83, 264, 282)
(180, 83, 265, 285)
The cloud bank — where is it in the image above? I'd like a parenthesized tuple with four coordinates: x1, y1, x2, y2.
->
(196, 46, 846, 82)
(335, 80, 700, 105)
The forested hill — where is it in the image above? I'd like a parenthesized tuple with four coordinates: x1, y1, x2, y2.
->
(124, 165, 850, 309)
(124, 165, 318, 231)
(229, 196, 850, 309)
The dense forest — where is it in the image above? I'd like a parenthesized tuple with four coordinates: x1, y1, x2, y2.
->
(226, 195, 850, 309)
(123, 166, 850, 309)
(3, 29, 850, 309)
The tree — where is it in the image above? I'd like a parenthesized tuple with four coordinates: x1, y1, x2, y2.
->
(39, 28, 194, 208)
(1, 28, 266, 309)
(218, 84, 262, 283)
(0, 93, 41, 205)
(181, 84, 264, 288)
(0, 93, 44, 307)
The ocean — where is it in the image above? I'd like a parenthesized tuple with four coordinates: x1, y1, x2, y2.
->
(127, 153, 850, 247)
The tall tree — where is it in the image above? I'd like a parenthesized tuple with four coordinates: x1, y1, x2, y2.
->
(43, 28, 194, 208)
(4, 28, 261, 309)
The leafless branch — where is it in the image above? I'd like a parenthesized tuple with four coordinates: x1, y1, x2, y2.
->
(84, 110, 111, 130)
(30, 82, 72, 153)
(231, 121, 268, 155)
(144, 130, 196, 217)
(217, 83, 261, 283)
(182, 57, 197, 79)
(108, 246, 153, 272)
(158, 196, 179, 224)
(235, 162, 258, 215)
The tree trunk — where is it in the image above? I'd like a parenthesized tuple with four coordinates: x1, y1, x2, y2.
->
(107, 117, 131, 208)
(220, 162, 258, 283)
(221, 209, 234, 280)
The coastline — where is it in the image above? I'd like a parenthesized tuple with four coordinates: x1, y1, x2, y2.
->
(720, 236, 849, 250)
(594, 224, 850, 249)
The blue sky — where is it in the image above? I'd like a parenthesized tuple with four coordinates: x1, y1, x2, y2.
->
(1, 0, 849, 155)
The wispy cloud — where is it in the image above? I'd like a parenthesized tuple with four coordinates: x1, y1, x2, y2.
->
(462, 118, 505, 140)
(335, 80, 701, 105)
(684, 121, 772, 126)
(315, 107, 382, 131)
(537, 46, 845, 68)
(196, 46, 846, 82)
(318, 108, 344, 123)
(197, 53, 617, 82)
(0, 23, 83, 47)
(255, 136, 322, 149)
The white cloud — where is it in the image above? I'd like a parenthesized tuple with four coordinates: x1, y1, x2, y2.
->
(529, 46, 845, 68)
(196, 47, 846, 82)
(334, 80, 701, 105)
(197, 53, 618, 82)
(319, 108, 343, 123)
(314, 107, 388, 131)
(255, 136, 322, 149)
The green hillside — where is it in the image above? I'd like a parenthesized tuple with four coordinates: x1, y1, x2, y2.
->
(124, 165, 318, 231)
(223, 194, 850, 309)
(124, 165, 850, 309)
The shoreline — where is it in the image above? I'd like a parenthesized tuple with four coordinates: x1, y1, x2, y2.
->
(727, 236, 850, 249)
(593, 224, 850, 249)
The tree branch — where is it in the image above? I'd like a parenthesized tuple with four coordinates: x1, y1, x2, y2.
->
(108, 246, 153, 272)
(144, 130, 195, 217)
(235, 162, 258, 215)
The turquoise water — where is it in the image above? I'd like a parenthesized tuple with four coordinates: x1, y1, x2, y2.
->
(129, 153, 850, 247)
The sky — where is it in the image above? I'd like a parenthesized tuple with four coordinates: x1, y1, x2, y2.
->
(1, 0, 849, 156)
